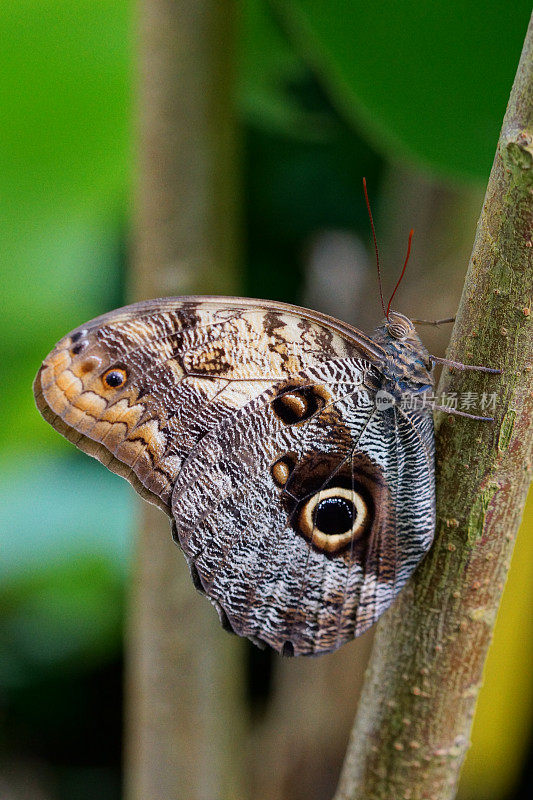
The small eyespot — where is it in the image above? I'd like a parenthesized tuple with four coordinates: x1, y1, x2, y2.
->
(70, 335, 89, 355)
(271, 385, 328, 425)
(79, 356, 102, 374)
(70, 330, 89, 354)
(102, 367, 127, 389)
(271, 453, 297, 487)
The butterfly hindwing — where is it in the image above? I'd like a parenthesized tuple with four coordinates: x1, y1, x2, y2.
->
(172, 378, 434, 654)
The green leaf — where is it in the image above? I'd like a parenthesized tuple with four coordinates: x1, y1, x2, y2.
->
(275, 0, 532, 179)
(238, 0, 332, 138)
(0, 1, 132, 454)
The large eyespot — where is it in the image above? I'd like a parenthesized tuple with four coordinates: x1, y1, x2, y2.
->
(271, 385, 328, 426)
(297, 487, 369, 554)
(102, 367, 127, 389)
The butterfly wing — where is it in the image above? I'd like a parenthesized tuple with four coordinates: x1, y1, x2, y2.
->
(171, 372, 435, 655)
(34, 296, 435, 655)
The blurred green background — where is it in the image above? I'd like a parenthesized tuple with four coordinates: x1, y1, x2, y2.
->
(1, 2, 532, 798)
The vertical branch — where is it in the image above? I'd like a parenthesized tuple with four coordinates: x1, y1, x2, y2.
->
(335, 13, 533, 800)
(125, 2, 246, 799)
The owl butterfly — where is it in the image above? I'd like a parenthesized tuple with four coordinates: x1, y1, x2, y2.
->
(33, 293, 499, 656)
(33, 190, 499, 656)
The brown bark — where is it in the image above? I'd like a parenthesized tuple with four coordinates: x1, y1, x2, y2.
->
(334, 12, 533, 800)
(125, 2, 246, 799)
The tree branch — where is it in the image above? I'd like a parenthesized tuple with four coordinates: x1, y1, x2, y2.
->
(125, 2, 246, 799)
(334, 13, 533, 800)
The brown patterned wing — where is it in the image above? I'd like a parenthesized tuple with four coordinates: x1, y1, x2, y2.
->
(171, 372, 435, 655)
(33, 296, 382, 509)
(34, 296, 434, 655)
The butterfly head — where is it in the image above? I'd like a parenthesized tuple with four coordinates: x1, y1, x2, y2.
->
(384, 310, 415, 341)
(375, 310, 424, 351)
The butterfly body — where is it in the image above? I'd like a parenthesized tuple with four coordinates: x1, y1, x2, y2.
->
(372, 312, 434, 397)
(34, 297, 435, 655)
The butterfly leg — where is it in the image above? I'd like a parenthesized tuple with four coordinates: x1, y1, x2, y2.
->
(429, 355, 502, 374)
(412, 317, 456, 326)
(433, 404, 495, 422)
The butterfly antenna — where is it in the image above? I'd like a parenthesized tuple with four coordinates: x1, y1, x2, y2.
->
(362, 177, 387, 319)
(386, 228, 414, 319)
